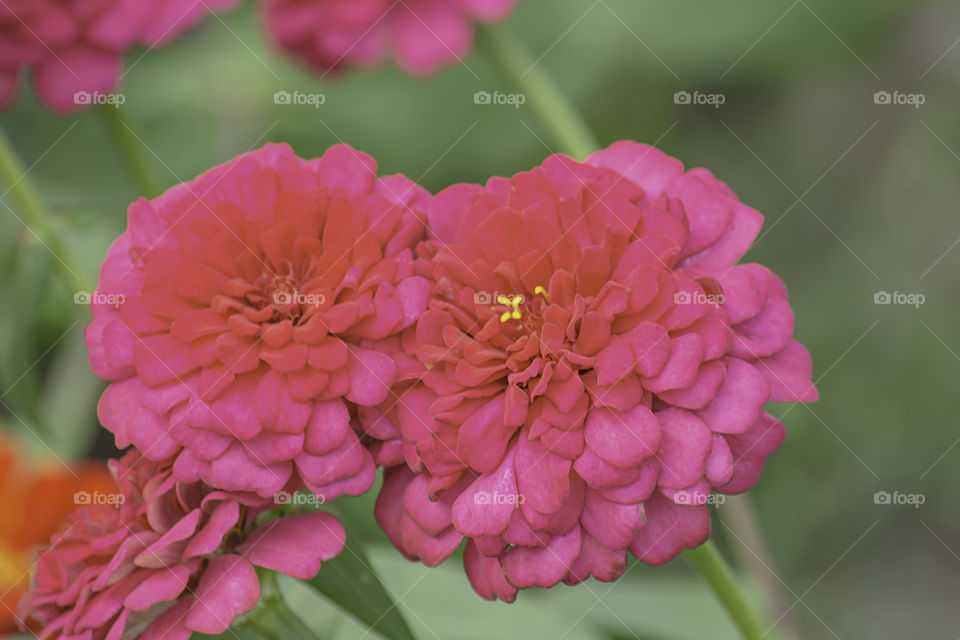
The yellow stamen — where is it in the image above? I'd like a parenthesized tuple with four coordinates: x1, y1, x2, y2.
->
(494, 294, 524, 323)
(534, 285, 549, 301)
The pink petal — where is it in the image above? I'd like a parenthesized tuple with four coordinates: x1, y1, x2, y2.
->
(463, 540, 517, 602)
(346, 346, 397, 406)
(705, 435, 735, 487)
(32, 46, 122, 114)
(399, 518, 463, 567)
(584, 405, 661, 469)
(581, 490, 643, 549)
(457, 394, 517, 472)
(657, 359, 725, 410)
(452, 446, 519, 537)
(718, 411, 786, 494)
(502, 526, 582, 589)
(303, 399, 351, 455)
(392, 2, 472, 74)
(183, 501, 240, 558)
(208, 443, 292, 497)
(696, 358, 769, 434)
(657, 408, 712, 489)
(185, 555, 260, 634)
(515, 431, 572, 515)
(756, 340, 818, 402)
(731, 297, 794, 359)
(642, 333, 705, 393)
(141, 598, 192, 640)
(238, 512, 346, 579)
(565, 531, 627, 584)
(630, 491, 711, 565)
(573, 447, 644, 488)
(124, 561, 198, 611)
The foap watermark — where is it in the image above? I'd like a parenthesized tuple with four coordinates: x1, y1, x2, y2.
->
(674, 90, 725, 109)
(474, 90, 526, 108)
(473, 490, 525, 506)
(75, 290, 125, 308)
(74, 91, 125, 107)
(274, 491, 326, 506)
(274, 90, 326, 108)
(874, 290, 925, 308)
(675, 492, 726, 507)
(473, 290, 519, 305)
(674, 291, 725, 306)
(74, 490, 125, 505)
(274, 290, 326, 307)
(873, 90, 925, 108)
(873, 490, 925, 509)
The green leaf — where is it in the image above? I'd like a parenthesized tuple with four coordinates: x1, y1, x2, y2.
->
(303, 539, 416, 640)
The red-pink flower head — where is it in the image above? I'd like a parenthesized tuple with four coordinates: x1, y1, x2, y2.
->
(86, 143, 430, 499)
(18, 451, 345, 639)
(0, 0, 238, 113)
(262, 0, 520, 75)
(363, 141, 818, 601)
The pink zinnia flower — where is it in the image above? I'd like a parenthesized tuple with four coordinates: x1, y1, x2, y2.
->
(363, 142, 818, 600)
(262, 0, 520, 75)
(86, 143, 430, 499)
(0, 0, 237, 113)
(18, 451, 345, 639)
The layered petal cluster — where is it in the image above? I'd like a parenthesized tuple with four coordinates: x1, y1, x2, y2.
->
(18, 451, 345, 639)
(0, 0, 237, 113)
(363, 141, 817, 600)
(86, 143, 430, 499)
(262, 0, 520, 75)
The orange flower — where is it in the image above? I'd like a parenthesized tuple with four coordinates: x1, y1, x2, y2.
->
(0, 435, 113, 633)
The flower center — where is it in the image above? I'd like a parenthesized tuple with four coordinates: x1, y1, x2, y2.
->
(491, 286, 550, 332)
(246, 261, 325, 325)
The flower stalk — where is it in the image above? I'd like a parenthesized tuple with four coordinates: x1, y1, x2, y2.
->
(243, 571, 316, 640)
(476, 24, 598, 160)
(684, 541, 767, 640)
(0, 126, 88, 294)
(97, 104, 159, 198)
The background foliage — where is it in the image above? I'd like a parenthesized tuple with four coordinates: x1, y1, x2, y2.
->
(1, 0, 957, 637)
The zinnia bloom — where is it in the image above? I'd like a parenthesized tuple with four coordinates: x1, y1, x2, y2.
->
(262, 0, 520, 75)
(0, 0, 237, 113)
(0, 435, 114, 633)
(18, 451, 345, 639)
(364, 141, 818, 600)
(86, 143, 430, 499)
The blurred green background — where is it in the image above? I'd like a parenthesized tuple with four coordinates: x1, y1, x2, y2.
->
(1, 0, 958, 638)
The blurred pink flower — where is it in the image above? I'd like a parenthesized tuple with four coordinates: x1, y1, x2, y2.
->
(262, 0, 520, 75)
(18, 451, 345, 639)
(363, 142, 817, 600)
(0, 0, 237, 113)
(86, 143, 430, 499)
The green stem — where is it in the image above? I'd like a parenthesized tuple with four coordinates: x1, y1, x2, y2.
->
(476, 24, 599, 160)
(721, 495, 798, 640)
(243, 571, 317, 640)
(0, 126, 88, 294)
(685, 541, 766, 640)
(97, 104, 159, 198)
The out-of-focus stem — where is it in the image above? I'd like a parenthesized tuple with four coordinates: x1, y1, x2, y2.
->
(0, 126, 88, 294)
(98, 104, 159, 198)
(476, 24, 598, 160)
(243, 571, 316, 640)
(721, 494, 800, 640)
(685, 540, 766, 640)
